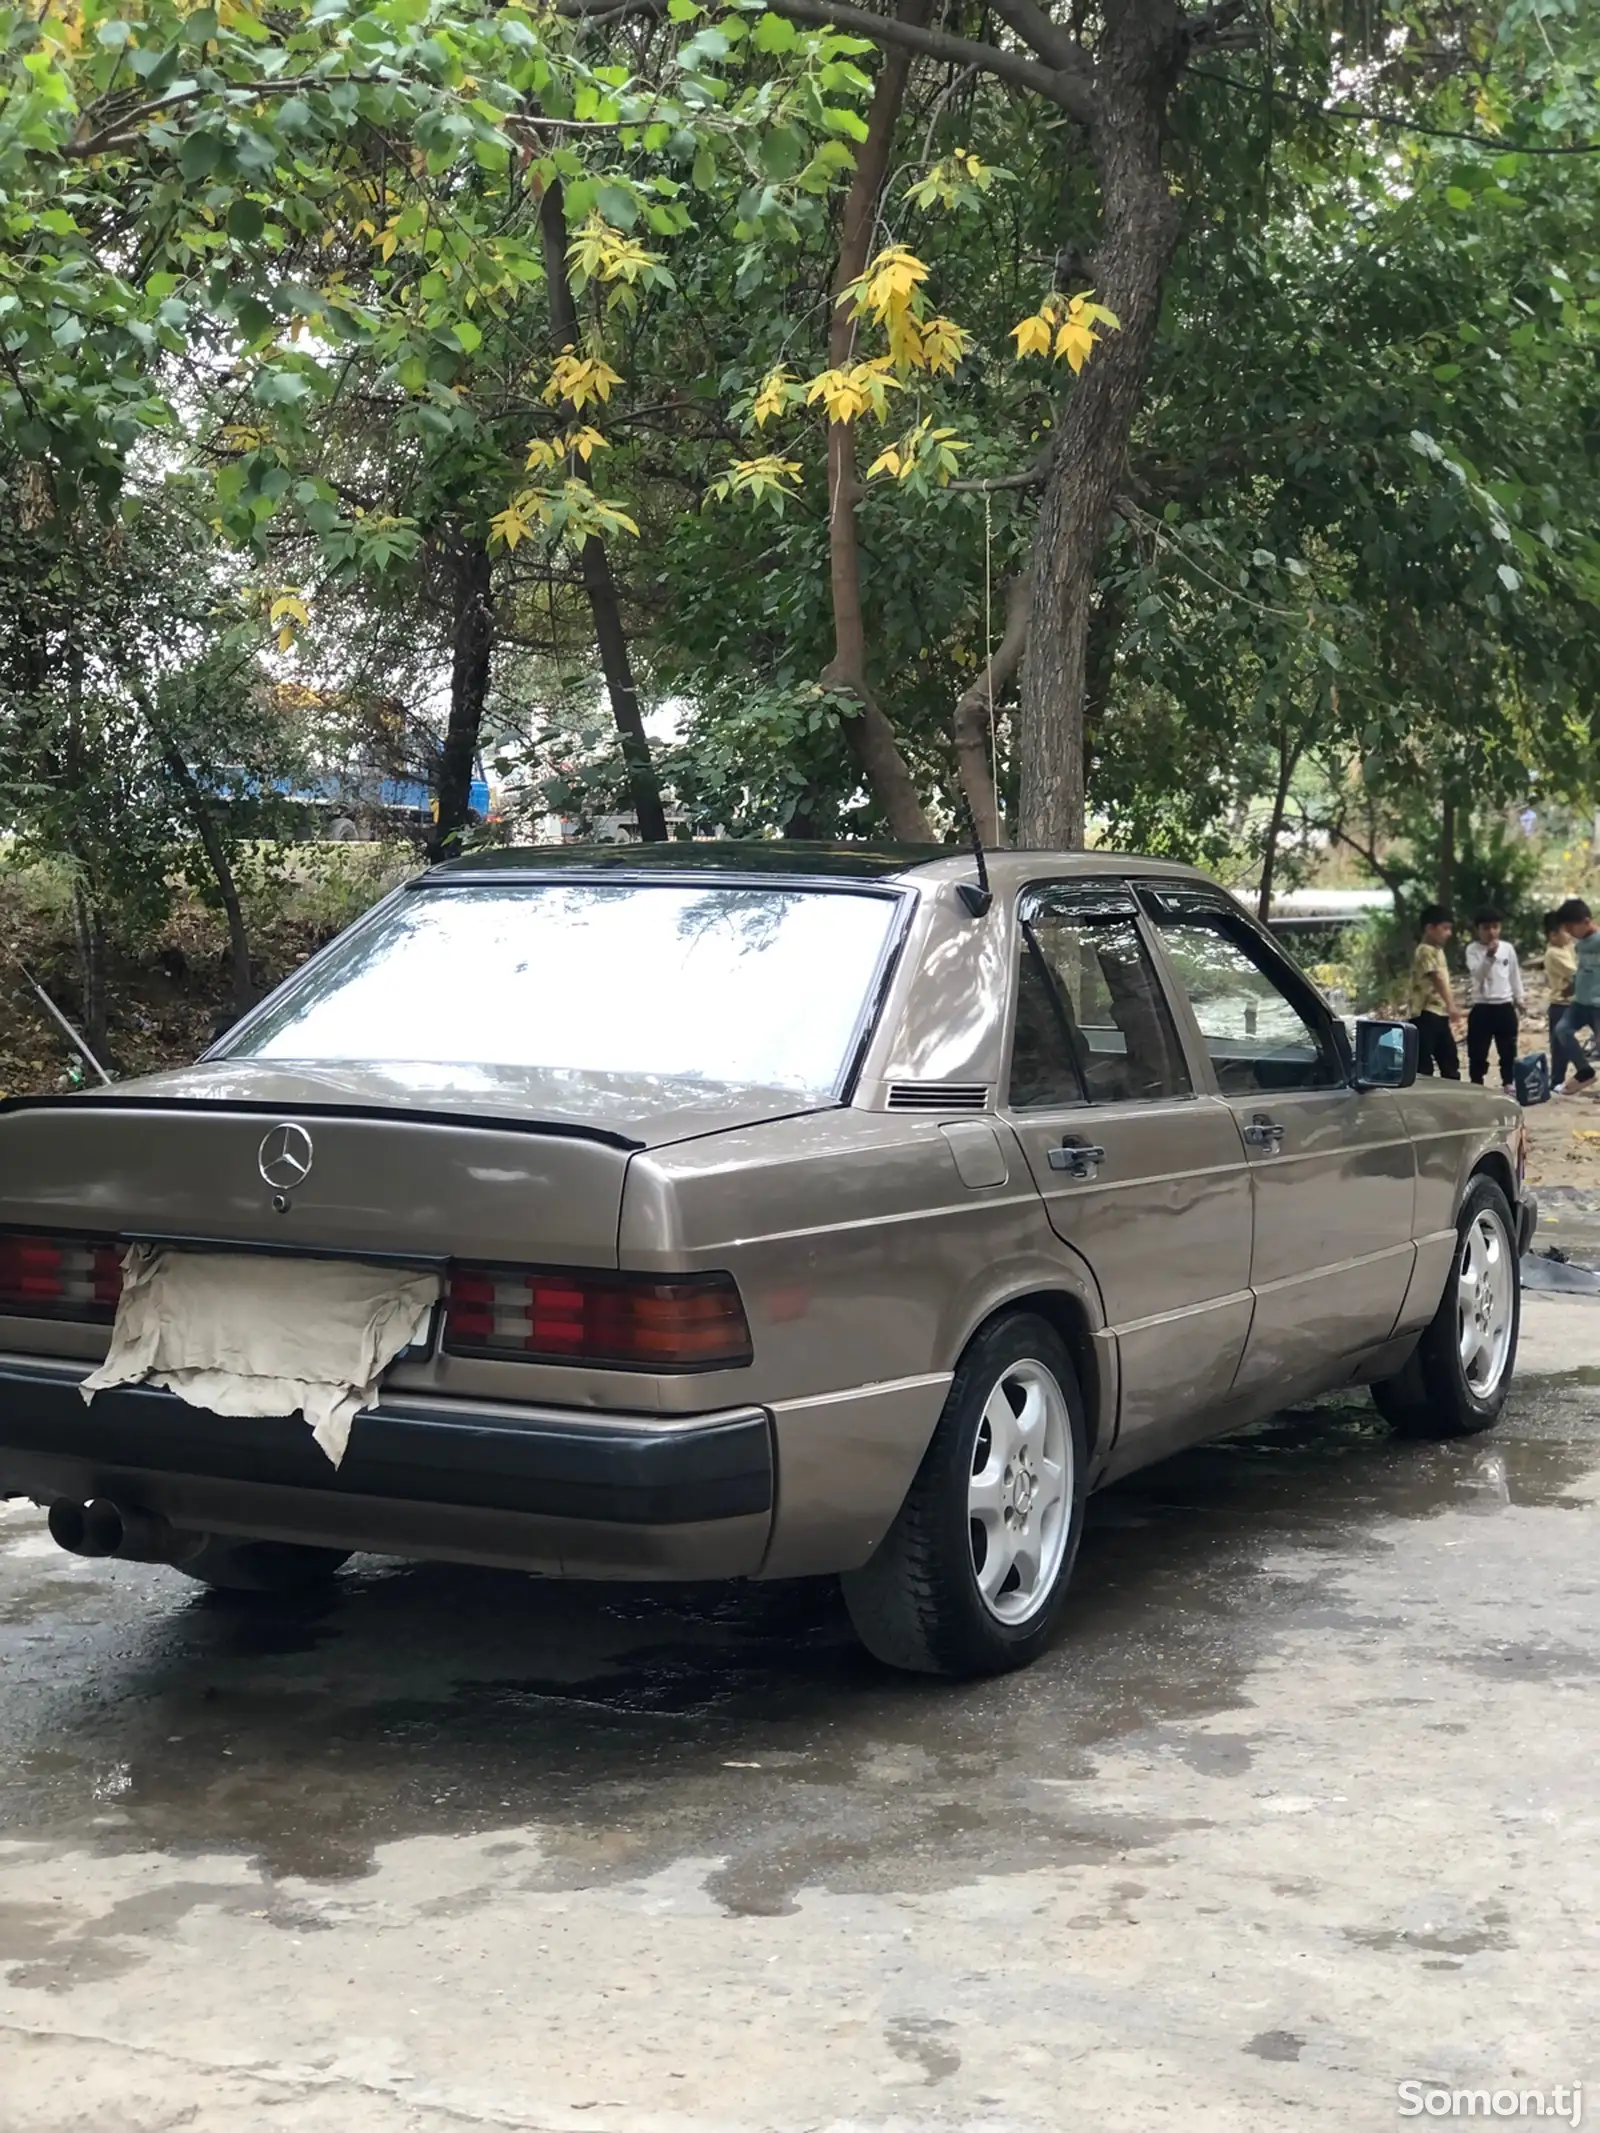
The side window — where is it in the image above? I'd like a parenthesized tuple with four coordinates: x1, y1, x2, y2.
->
(1010, 937, 1085, 1108)
(1009, 886, 1192, 1108)
(1151, 909, 1343, 1097)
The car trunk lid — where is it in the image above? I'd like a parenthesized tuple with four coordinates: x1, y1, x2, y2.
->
(0, 1061, 829, 1273)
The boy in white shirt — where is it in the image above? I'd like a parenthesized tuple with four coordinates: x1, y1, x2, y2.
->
(1464, 910, 1525, 1093)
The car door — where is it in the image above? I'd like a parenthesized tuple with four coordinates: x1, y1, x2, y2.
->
(1138, 882, 1417, 1401)
(1001, 879, 1255, 1469)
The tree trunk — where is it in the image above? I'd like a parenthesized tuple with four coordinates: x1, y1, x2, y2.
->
(1439, 786, 1457, 909)
(1257, 720, 1297, 925)
(434, 534, 494, 852)
(1018, 0, 1186, 849)
(159, 743, 253, 1020)
(579, 533, 667, 841)
(539, 181, 667, 843)
(820, 0, 934, 844)
(70, 876, 108, 1061)
(952, 570, 1031, 847)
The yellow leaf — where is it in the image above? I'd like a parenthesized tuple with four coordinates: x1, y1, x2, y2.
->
(542, 347, 624, 413)
(705, 455, 803, 511)
(865, 445, 902, 480)
(567, 213, 665, 288)
(1011, 312, 1054, 360)
(840, 246, 932, 337)
(275, 625, 295, 653)
(1055, 318, 1096, 372)
(752, 366, 796, 429)
(919, 316, 970, 377)
(489, 503, 534, 551)
(269, 592, 310, 629)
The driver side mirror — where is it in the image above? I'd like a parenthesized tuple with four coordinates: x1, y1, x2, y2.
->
(1354, 1017, 1418, 1090)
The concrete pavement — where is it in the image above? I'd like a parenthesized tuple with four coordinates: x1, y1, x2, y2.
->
(2, 1332, 1598, 2131)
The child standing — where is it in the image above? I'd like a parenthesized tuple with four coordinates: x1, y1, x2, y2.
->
(1554, 898, 1600, 1092)
(1464, 910, 1525, 1092)
(1408, 904, 1460, 1078)
(1542, 910, 1588, 1092)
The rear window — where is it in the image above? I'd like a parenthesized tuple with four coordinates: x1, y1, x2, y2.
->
(222, 881, 902, 1096)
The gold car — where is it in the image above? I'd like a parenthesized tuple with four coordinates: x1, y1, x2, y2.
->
(0, 845, 1531, 1676)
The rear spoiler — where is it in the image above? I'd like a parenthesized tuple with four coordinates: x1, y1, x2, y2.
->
(0, 1093, 645, 1154)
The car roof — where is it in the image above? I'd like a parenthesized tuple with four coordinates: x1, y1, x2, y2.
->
(424, 841, 1214, 890)
(428, 840, 947, 880)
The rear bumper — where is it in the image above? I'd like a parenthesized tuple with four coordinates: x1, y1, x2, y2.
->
(0, 1360, 774, 1579)
(1518, 1190, 1539, 1257)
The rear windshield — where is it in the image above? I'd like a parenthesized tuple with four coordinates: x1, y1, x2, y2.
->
(223, 881, 903, 1095)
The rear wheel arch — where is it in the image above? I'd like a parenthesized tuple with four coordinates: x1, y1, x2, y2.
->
(961, 1288, 1107, 1459)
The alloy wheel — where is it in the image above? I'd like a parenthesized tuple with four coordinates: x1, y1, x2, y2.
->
(1458, 1207, 1514, 1399)
(967, 1359, 1073, 1626)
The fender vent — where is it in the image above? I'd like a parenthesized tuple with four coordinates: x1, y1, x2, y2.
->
(886, 1082, 989, 1113)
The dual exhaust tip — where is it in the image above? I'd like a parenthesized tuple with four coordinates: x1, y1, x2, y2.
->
(48, 1498, 188, 1566)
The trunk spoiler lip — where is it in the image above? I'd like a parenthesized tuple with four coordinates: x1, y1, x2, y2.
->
(0, 1092, 647, 1154)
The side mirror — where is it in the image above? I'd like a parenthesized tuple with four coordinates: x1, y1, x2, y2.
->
(1354, 1017, 1417, 1091)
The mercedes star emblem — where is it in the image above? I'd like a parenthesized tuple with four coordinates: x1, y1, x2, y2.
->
(257, 1122, 315, 1193)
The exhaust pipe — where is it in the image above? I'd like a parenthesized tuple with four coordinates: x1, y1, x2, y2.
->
(48, 1499, 106, 1556)
(49, 1498, 187, 1565)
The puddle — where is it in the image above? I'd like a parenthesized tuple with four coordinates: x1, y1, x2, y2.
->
(0, 1383, 1596, 1901)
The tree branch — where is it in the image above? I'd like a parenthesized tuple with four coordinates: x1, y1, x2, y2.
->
(66, 74, 396, 158)
(948, 446, 1055, 494)
(983, 0, 1089, 77)
(954, 569, 1031, 848)
(1184, 0, 1252, 49)
(761, 0, 1096, 119)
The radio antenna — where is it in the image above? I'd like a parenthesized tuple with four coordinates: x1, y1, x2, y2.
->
(954, 786, 992, 919)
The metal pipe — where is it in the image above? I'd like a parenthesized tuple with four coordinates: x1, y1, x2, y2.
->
(12, 962, 114, 1085)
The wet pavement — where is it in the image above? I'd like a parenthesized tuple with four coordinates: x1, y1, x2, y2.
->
(3, 1361, 1600, 2130)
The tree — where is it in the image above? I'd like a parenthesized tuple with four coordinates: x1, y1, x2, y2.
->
(0, 478, 310, 1044)
(640, 0, 1600, 844)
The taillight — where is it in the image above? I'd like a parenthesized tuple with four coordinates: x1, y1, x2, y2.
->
(444, 1265, 752, 1371)
(0, 1232, 123, 1322)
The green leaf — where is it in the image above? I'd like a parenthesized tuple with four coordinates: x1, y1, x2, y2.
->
(226, 198, 266, 242)
(595, 182, 639, 229)
(752, 11, 797, 51)
(819, 106, 870, 142)
(253, 367, 312, 407)
(691, 144, 716, 191)
(758, 125, 805, 182)
(1445, 185, 1473, 210)
(179, 132, 222, 180)
(452, 317, 483, 354)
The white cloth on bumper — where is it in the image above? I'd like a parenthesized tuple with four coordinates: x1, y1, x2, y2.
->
(80, 1247, 441, 1467)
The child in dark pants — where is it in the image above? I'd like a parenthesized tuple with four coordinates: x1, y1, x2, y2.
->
(1464, 910, 1525, 1092)
(1408, 904, 1460, 1077)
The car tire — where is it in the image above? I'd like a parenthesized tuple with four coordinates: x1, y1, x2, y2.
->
(174, 1537, 351, 1593)
(841, 1312, 1089, 1678)
(1372, 1175, 1520, 1439)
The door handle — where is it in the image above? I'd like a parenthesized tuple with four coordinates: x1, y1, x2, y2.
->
(1048, 1137, 1107, 1179)
(1243, 1113, 1285, 1152)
